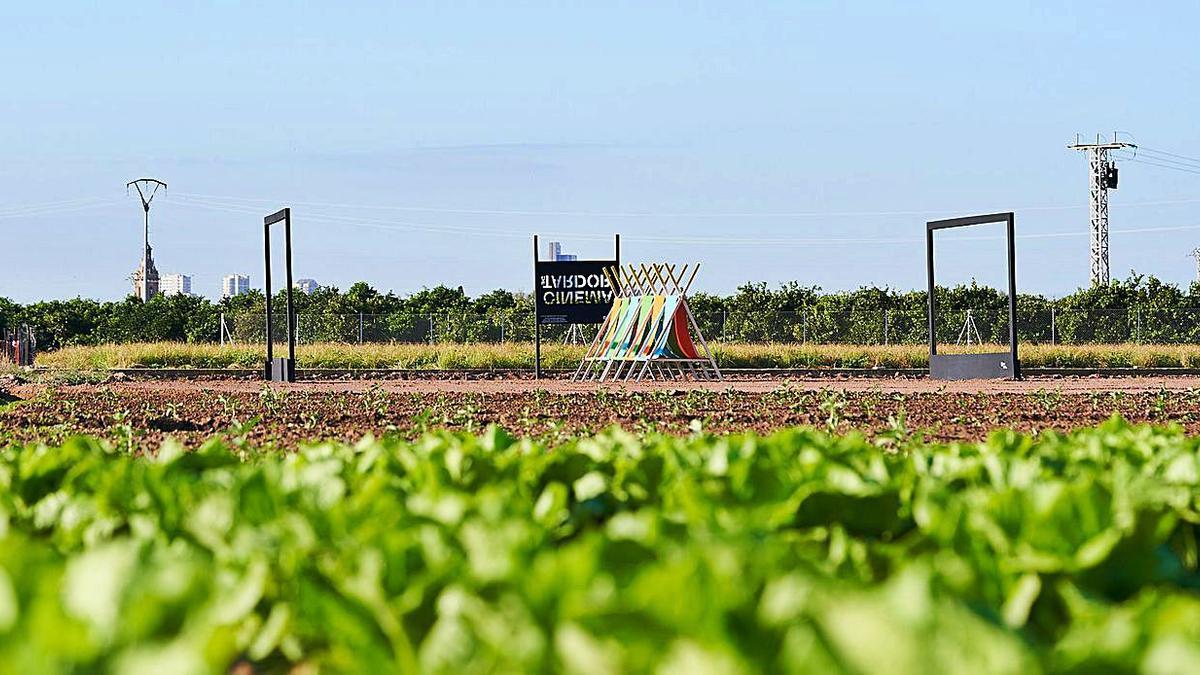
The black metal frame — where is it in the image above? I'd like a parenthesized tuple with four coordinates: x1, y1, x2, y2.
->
(926, 212, 1021, 380)
(264, 208, 296, 382)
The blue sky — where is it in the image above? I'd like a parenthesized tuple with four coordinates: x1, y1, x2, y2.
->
(2, 1, 1199, 302)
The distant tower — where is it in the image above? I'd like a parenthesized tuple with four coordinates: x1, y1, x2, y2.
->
(131, 253, 161, 300)
(159, 273, 192, 297)
(1068, 134, 1135, 286)
(546, 241, 577, 261)
(294, 278, 321, 294)
(222, 274, 251, 299)
(127, 178, 167, 301)
(1190, 249, 1200, 284)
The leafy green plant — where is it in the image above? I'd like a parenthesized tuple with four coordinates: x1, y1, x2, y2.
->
(216, 393, 238, 421)
(819, 389, 848, 431)
(362, 384, 390, 420)
(257, 385, 287, 416)
(1, 422, 1199, 672)
(1032, 388, 1063, 413)
(107, 409, 134, 453)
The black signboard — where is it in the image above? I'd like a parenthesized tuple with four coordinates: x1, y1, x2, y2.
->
(532, 234, 620, 378)
(535, 260, 618, 325)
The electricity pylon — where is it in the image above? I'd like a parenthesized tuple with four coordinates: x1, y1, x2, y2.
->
(126, 178, 167, 302)
(1068, 133, 1135, 286)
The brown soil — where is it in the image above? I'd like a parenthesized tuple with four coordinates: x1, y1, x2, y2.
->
(3, 376, 1199, 451)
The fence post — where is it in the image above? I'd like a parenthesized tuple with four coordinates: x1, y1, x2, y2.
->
(219, 312, 225, 346)
(883, 309, 890, 346)
(721, 310, 727, 342)
(1136, 307, 1142, 343)
(802, 309, 808, 344)
(429, 315, 435, 344)
(358, 312, 363, 344)
(1050, 306, 1056, 345)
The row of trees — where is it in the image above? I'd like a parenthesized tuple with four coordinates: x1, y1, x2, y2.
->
(4, 275, 1200, 351)
(0, 283, 522, 350)
(690, 274, 1200, 345)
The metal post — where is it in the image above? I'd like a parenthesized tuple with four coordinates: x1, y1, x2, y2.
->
(721, 310, 727, 342)
(533, 235, 542, 379)
(926, 227, 937, 358)
(358, 312, 363, 344)
(1050, 306, 1057, 345)
(142, 207, 150, 302)
(1006, 213, 1020, 379)
(283, 211, 296, 369)
(264, 221, 273, 372)
(1136, 307, 1142, 343)
(802, 310, 808, 344)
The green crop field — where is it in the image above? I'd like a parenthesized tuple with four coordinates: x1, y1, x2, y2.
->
(1, 421, 1199, 673)
(33, 341, 1200, 371)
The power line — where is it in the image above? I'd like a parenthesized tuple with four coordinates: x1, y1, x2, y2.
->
(171, 195, 960, 244)
(174, 190, 1099, 219)
(1126, 157, 1200, 176)
(1134, 152, 1200, 170)
(1130, 150, 1200, 170)
(1128, 152, 1200, 171)
(1137, 146, 1200, 166)
(170, 195, 917, 244)
(0, 196, 113, 216)
(172, 196, 562, 239)
(172, 189, 1200, 220)
(169, 194, 1200, 248)
(173, 190, 986, 217)
(0, 199, 123, 221)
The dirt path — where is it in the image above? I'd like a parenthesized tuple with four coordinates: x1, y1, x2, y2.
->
(4, 375, 1200, 452)
(12, 374, 1200, 398)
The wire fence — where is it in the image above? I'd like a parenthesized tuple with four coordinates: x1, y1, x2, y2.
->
(218, 307, 1200, 346)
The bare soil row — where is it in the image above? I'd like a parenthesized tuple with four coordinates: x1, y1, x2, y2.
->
(3, 378, 1198, 451)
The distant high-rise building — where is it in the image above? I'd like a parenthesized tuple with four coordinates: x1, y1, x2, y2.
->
(222, 274, 250, 299)
(159, 273, 192, 297)
(546, 241, 577, 261)
(130, 245, 161, 301)
(295, 278, 320, 294)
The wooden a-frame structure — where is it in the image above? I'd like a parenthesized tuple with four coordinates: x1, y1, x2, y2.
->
(572, 263, 721, 382)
